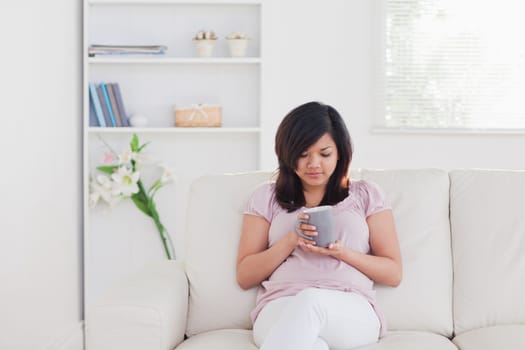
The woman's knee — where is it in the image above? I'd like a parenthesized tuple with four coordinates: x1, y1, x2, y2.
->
(292, 288, 327, 317)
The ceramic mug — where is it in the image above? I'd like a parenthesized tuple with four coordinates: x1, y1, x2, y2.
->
(295, 205, 335, 247)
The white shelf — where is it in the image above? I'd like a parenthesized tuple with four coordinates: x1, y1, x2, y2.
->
(89, 0, 261, 4)
(88, 56, 261, 64)
(88, 126, 260, 133)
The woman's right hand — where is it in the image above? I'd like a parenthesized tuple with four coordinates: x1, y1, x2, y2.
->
(293, 213, 318, 247)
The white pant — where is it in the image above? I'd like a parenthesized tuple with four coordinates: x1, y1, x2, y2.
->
(253, 288, 380, 350)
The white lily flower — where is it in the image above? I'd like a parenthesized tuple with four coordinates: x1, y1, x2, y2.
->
(90, 174, 119, 207)
(96, 174, 115, 202)
(111, 166, 140, 197)
(159, 163, 175, 184)
(118, 149, 137, 165)
(133, 151, 153, 170)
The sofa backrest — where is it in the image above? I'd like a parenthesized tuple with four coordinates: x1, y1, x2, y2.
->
(355, 169, 453, 337)
(450, 169, 525, 335)
(184, 169, 454, 337)
(184, 171, 274, 336)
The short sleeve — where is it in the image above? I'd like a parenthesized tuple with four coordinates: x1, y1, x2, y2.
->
(360, 180, 390, 217)
(244, 182, 276, 223)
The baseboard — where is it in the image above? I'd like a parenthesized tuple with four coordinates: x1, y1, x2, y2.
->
(44, 321, 84, 350)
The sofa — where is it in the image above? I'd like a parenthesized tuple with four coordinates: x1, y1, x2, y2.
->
(86, 169, 525, 350)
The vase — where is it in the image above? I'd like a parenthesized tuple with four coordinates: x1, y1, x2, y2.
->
(193, 39, 216, 57)
(226, 38, 249, 57)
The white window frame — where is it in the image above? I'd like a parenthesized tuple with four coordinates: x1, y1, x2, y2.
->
(370, 0, 525, 135)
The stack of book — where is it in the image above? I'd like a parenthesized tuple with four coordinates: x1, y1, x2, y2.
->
(88, 45, 167, 56)
(89, 82, 130, 127)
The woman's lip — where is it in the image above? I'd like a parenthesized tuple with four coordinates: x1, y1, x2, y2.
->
(306, 172, 322, 176)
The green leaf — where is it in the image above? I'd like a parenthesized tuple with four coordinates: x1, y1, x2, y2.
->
(130, 134, 139, 152)
(97, 165, 118, 174)
(138, 142, 150, 152)
(131, 194, 152, 217)
(136, 181, 149, 201)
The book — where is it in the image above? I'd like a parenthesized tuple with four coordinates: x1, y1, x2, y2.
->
(106, 83, 123, 127)
(112, 83, 130, 127)
(100, 82, 117, 127)
(89, 82, 106, 127)
(88, 44, 167, 56)
(96, 84, 113, 127)
(89, 96, 99, 126)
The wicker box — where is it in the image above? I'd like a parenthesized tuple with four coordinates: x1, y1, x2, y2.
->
(174, 104, 222, 127)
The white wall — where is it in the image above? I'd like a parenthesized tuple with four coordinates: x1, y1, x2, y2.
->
(0, 1, 83, 350)
(1, 0, 524, 348)
(260, 0, 525, 171)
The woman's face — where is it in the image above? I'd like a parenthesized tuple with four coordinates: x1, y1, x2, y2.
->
(295, 133, 338, 191)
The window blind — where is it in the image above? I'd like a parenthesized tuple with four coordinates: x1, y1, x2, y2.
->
(380, 0, 525, 130)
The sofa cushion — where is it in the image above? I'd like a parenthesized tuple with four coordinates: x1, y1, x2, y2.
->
(450, 170, 525, 335)
(452, 325, 525, 350)
(359, 331, 457, 350)
(177, 329, 457, 350)
(355, 169, 453, 336)
(176, 329, 257, 350)
(185, 172, 274, 336)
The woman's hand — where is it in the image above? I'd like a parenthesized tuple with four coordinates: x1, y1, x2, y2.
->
(295, 212, 347, 258)
(299, 239, 346, 259)
(295, 213, 345, 258)
(294, 213, 319, 246)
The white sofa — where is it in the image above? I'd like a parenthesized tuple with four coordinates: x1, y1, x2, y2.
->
(86, 169, 525, 350)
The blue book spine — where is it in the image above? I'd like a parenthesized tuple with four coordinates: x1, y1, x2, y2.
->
(89, 96, 99, 126)
(89, 82, 106, 127)
(112, 83, 130, 126)
(100, 82, 117, 127)
(96, 84, 112, 127)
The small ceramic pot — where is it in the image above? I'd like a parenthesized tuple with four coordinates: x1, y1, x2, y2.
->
(226, 38, 249, 57)
(193, 39, 216, 57)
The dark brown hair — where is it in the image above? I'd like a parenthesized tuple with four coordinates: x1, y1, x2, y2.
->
(274, 101, 353, 211)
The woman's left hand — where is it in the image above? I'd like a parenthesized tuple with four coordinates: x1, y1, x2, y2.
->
(299, 239, 346, 259)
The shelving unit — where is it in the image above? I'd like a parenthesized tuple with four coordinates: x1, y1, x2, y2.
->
(83, 0, 263, 306)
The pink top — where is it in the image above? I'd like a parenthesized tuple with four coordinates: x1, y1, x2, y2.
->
(244, 179, 390, 336)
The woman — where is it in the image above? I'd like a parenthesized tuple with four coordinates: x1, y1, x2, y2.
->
(236, 101, 402, 350)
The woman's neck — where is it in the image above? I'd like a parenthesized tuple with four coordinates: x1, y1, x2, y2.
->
(303, 188, 326, 208)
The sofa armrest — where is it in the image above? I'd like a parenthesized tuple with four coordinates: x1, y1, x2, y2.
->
(86, 260, 188, 350)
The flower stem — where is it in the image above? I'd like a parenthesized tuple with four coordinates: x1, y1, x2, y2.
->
(96, 134, 175, 260)
(154, 220, 173, 260)
(148, 198, 174, 260)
